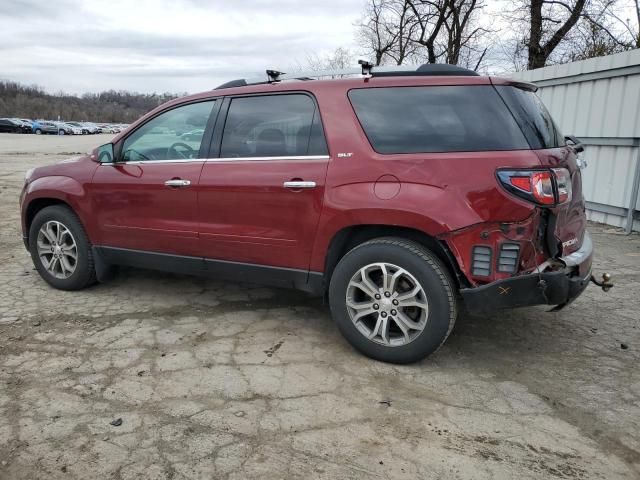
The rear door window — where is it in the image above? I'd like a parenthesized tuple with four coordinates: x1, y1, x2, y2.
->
(348, 86, 530, 154)
(220, 94, 328, 158)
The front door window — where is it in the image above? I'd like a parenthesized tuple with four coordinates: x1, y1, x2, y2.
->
(121, 100, 215, 162)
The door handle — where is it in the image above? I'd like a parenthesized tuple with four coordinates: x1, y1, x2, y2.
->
(283, 181, 316, 189)
(164, 179, 191, 188)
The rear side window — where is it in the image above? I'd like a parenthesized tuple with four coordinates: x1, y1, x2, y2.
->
(495, 86, 564, 149)
(220, 94, 328, 158)
(348, 86, 530, 154)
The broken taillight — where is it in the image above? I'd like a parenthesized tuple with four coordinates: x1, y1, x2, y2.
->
(497, 168, 571, 206)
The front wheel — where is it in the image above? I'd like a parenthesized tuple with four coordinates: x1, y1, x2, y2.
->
(329, 238, 457, 364)
(35, 129, 42, 135)
(29, 205, 96, 290)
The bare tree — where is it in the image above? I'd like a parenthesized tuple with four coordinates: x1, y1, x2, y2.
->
(356, 0, 420, 65)
(564, 2, 631, 61)
(508, 0, 587, 69)
(500, 0, 638, 70)
(386, 0, 422, 64)
(597, 0, 640, 48)
(407, 0, 451, 63)
(441, 0, 490, 68)
(625, 0, 640, 46)
(356, 0, 489, 69)
(297, 47, 354, 72)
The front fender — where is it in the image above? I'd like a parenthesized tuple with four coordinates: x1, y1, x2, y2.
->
(22, 176, 94, 242)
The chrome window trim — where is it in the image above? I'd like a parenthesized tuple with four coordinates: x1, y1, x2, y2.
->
(100, 158, 202, 165)
(206, 155, 330, 162)
(102, 155, 331, 165)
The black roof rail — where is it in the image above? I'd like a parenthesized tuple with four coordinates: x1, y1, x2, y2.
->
(215, 79, 249, 89)
(214, 62, 480, 89)
(374, 64, 479, 77)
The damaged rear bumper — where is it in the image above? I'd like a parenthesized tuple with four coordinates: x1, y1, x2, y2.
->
(461, 231, 593, 314)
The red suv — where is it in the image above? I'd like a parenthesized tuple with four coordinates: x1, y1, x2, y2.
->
(20, 63, 599, 363)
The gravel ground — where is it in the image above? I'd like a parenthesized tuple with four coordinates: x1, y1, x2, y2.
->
(0, 133, 639, 479)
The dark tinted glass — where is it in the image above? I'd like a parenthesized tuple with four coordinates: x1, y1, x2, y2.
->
(348, 86, 530, 154)
(221, 94, 327, 158)
(495, 86, 564, 149)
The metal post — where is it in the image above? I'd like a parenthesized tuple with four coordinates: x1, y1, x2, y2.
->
(625, 142, 640, 234)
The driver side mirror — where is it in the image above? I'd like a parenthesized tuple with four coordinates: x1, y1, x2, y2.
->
(96, 143, 115, 163)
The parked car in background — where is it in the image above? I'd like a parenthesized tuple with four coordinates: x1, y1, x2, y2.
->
(68, 124, 83, 135)
(99, 124, 121, 134)
(54, 122, 73, 135)
(66, 122, 85, 134)
(32, 120, 59, 135)
(180, 129, 205, 142)
(55, 122, 83, 135)
(9, 118, 33, 133)
(83, 122, 102, 134)
(0, 118, 23, 133)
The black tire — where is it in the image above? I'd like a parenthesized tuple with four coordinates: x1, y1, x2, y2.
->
(329, 238, 457, 364)
(28, 205, 96, 290)
(35, 128, 42, 135)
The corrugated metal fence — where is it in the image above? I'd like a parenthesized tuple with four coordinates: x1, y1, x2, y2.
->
(509, 49, 640, 233)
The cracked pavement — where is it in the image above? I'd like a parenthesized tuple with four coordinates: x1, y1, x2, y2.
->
(1, 134, 639, 479)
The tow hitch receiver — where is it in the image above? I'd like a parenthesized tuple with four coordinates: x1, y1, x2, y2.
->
(590, 273, 614, 292)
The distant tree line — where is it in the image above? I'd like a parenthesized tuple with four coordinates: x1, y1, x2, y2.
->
(0, 81, 181, 123)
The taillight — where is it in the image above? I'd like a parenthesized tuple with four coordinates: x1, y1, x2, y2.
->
(497, 168, 572, 206)
(530, 171, 555, 205)
(552, 168, 572, 203)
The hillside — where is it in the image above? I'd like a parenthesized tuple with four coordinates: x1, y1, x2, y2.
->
(0, 81, 182, 123)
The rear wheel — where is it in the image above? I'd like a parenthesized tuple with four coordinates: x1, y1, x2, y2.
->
(29, 205, 96, 290)
(329, 238, 457, 364)
(35, 129, 42, 135)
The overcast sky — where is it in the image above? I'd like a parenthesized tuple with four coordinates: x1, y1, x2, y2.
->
(0, 0, 364, 95)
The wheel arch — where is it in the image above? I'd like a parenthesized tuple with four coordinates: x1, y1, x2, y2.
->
(322, 224, 470, 293)
(25, 198, 75, 239)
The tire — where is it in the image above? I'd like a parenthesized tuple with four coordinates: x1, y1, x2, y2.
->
(28, 205, 96, 291)
(59, 130, 65, 135)
(35, 129, 42, 135)
(329, 238, 457, 364)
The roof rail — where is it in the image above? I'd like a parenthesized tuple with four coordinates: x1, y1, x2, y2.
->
(214, 63, 479, 90)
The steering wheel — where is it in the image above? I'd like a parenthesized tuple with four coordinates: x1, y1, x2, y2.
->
(167, 142, 196, 159)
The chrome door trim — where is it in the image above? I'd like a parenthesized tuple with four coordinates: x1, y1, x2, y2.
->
(100, 155, 330, 166)
(206, 155, 330, 163)
(101, 159, 204, 165)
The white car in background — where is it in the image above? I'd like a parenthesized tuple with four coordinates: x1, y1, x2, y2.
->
(54, 122, 83, 135)
(65, 123, 83, 135)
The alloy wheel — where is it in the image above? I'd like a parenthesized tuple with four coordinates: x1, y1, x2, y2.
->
(346, 262, 429, 347)
(36, 220, 78, 279)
